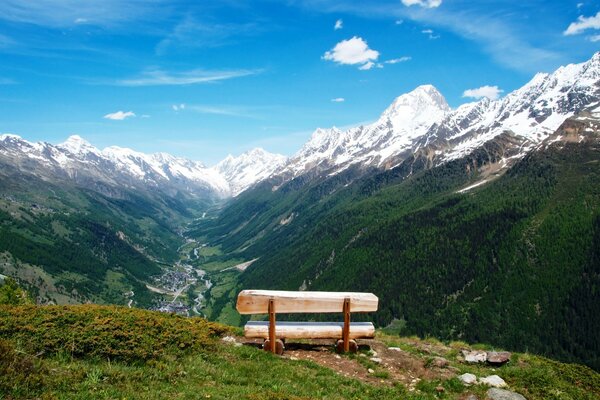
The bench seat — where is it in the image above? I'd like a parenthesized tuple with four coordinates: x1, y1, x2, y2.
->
(244, 321, 375, 340)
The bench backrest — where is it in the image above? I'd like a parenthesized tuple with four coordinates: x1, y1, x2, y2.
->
(236, 290, 378, 314)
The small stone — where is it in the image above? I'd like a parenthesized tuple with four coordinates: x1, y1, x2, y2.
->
(388, 347, 402, 351)
(370, 351, 378, 357)
(221, 336, 237, 343)
(334, 355, 341, 359)
(290, 356, 299, 361)
(370, 357, 382, 364)
(368, 368, 375, 374)
(479, 375, 507, 388)
(487, 351, 511, 365)
(458, 373, 478, 385)
(462, 350, 488, 363)
(466, 395, 479, 400)
(435, 386, 445, 393)
(486, 388, 527, 400)
(359, 353, 367, 358)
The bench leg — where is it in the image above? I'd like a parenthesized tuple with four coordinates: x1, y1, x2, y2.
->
(336, 339, 358, 354)
(263, 339, 285, 355)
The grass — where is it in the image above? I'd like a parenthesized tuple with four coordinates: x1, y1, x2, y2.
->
(1, 305, 598, 400)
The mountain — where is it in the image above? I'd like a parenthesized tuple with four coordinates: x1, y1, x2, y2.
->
(214, 148, 287, 196)
(190, 53, 600, 371)
(272, 53, 600, 184)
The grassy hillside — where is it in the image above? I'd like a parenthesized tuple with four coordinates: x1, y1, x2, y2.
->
(194, 122, 600, 370)
(0, 304, 598, 400)
(0, 169, 212, 307)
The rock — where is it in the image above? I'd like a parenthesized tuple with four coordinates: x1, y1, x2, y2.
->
(370, 357, 382, 364)
(479, 375, 507, 388)
(466, 395, 479, 400)
(486, 388, 527, 400)
(221, 336, 242, 347)
(487, 351, 511, 365)
(289, 356, 299, 361)
(458, 373, 478, 385)
(367, 368, 375, 374)
(430, 356, 449, 368)
(462, 350, 488, 363)
(435, 386, 445, 393)
(388, 347, 402, 351)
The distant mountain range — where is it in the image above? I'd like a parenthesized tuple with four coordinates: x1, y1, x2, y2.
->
(0, 134, 286, 198)
(3, 52, 598, 200)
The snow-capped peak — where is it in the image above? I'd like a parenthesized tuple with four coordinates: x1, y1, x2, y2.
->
(58, 135, 100, 155)
(379, 84, 451, 126)
(214, 148, 287, 196)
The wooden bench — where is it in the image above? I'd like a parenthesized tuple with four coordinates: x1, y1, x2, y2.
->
(236, 290, 378, 355)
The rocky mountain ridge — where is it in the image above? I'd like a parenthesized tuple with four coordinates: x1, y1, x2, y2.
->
(0, 134, 286, 199)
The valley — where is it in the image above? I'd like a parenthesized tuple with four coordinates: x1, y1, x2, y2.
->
(1, 53, 599, 374)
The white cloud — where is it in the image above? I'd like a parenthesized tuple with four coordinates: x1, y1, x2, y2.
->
(395, 20, 403, 25)
(401, 0, 442, 9)
(564, 11, 600, 35)
(590, 34, 600, 42)
(422, 29, 440, 39)
(322, 36, 380, 70)
(104, 111, 136, 120)
(462, 85, 504, 100)
(172, 103, 186, 111)
(116, 68, 259, 86)
(385, 56, 411, 64)
(334, 19, 343, 30)
(74, 18, 88, 24)
(331, 97, 345, 102)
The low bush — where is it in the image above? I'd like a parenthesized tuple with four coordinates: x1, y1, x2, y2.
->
(0, 304, 230, 363)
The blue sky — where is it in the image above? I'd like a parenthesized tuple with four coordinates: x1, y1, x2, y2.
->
(0, 0, 598, 164)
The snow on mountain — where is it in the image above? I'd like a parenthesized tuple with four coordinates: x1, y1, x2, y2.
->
(279, 84, 452, 177)
(425, 52, 600, 162)
(214, 148, 287, 196)
(275, 52, 600, 181)
(0, 135, 282, 198)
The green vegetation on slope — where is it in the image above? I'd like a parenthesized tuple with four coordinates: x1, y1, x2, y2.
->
(197, 130, 600, 370)
(0, 304, 598, 400)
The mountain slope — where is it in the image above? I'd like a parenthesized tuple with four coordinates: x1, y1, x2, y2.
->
(195, 113, 600, 371)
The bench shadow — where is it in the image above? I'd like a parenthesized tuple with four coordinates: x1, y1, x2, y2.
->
(241, 339, 372, 353)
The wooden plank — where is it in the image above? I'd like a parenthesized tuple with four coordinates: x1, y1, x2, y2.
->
(236, 290, 378, 314)
(243, 321, 375, 339)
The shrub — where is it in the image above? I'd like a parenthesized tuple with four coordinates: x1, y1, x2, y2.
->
(0, 304, 230, 363)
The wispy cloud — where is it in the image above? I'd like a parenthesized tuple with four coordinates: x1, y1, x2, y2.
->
(421, 29, 440, 39)
(401, 0, 442, 9)
(385, 56, 411, 64)
(564, 11, 600, 36)
(463, 85, 504, 100)
(323, 36, 380, 70)
(590, 34, 600, 42)
(156, 15, 262, 55)
(0, 0, 164, 28)
(172, 104, 186, 111)
(334, 19, 343, 30)
(331, 97, 345, 102)
(0, 78, 17, 85)
(104, 111, 136, 120)
(294, 1, 563, 73)
(186, 105, 260, 119)
(115, 68, 260, 86)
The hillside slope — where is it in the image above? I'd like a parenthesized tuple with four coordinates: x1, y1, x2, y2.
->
(195, 114, 600, 371)
(0, 303, 598, 400)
